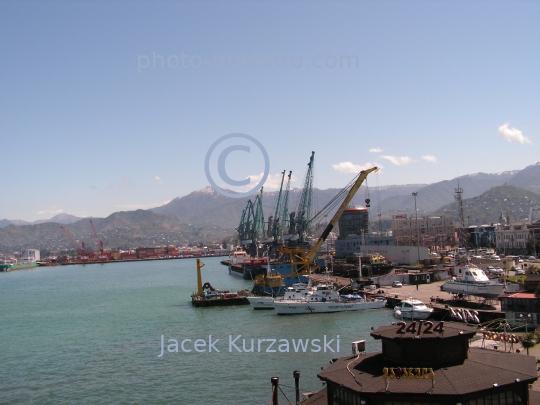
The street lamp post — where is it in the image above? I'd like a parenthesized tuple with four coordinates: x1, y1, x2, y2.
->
(412, 192, 420, 264)
(520, 313, 533, 333)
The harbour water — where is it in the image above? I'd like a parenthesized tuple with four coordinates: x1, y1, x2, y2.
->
(1, 257, 396, 405)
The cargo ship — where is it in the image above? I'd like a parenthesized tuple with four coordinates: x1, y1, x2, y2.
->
(0, 262, 38, 272)
(0, 249, 40, 272)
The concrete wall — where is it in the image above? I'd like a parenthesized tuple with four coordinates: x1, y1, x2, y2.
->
(358, 245, 429, 265)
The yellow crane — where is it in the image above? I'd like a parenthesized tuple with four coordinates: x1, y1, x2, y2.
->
(278, 166, 378, 274)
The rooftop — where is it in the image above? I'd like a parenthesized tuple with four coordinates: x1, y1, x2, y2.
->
(318, 348, 537, 396)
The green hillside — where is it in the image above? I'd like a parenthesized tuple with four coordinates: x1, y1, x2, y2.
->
(432, 185, 540, 225)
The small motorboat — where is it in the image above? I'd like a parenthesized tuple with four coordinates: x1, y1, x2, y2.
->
(393, 298, 434, 320)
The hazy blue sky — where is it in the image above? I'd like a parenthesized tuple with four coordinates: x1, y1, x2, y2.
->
(1, 1, 538, 221)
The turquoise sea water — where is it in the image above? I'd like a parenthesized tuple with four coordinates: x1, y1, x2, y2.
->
(1, 258, 396, 405)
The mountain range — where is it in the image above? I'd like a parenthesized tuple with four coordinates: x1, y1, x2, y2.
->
(0, 213, 83, 228)
(1, 161, 539, 253)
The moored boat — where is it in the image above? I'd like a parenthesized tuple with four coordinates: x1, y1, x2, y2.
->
(248, 282, 311, 310)
(273, 284, 386, 315)
(227, 249, 269, 279)
(0, 262, 38, 272)
(0, 249, 40, 272)
(393, 298, 434, 320)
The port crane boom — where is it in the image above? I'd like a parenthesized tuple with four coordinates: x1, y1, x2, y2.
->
(60, 226, 86, 255)
(89, 219, 104, 255)
(307, 167, 378, 263)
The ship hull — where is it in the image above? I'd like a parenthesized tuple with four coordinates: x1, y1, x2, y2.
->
(273, 298, 386, 315)
(441, 281, 505, 299)
(396, 310, 433, 320)
(246, 296, 275, 309)
(228, 264, 267, 280)
(0, 263, 38, 272)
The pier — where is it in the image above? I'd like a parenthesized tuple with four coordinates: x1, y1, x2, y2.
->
(310, 273, 505, 323)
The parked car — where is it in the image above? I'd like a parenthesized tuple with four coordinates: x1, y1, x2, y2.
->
(486, 266, 495, 273)
(392, 281, 403, 288)
(490, 266, 504, 276)
(492, 255, 501, 261)
(529, 256, 537, 260)
(514, 269, 525, 276)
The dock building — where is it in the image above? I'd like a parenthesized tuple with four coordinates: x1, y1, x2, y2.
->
(334, 208, 430, 264)
(335, 208, 395, 257)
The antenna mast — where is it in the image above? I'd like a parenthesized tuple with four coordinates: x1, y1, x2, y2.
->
(454, 179, 466, 248)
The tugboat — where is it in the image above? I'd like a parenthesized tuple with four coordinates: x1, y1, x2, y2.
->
(191, 259, 249, 307)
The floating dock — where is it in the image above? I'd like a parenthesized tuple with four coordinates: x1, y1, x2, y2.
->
(191, 259, 250, 307)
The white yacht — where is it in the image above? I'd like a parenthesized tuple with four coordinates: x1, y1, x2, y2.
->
(393, 299, 434, 320)
(442, 264, 505, 299)
(273, 284, 386, 315)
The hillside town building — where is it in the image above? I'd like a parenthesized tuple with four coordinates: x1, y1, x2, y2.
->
(391, 215, 455, 248)
(495, 221, 533, 255)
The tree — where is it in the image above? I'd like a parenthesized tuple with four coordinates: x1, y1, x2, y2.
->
(529, 264, 540, 275)
(526, 237, 536, 255)
(534, 327, 540, 344)
(534, 283, 540, 314)
(520, 332, 536, 355)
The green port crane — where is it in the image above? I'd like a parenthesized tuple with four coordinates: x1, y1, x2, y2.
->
(279, 171, 292, 239)
(235, 188, 266, 257)
(268, 170, 293, 242)
(290, 151, 315, 245)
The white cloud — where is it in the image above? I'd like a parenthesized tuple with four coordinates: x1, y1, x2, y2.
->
(380, 156, 413, 166)
(231, 172, 299, 191)
(498, 123, 532, 144)
(155, 175, 162, 184)
(369, 147, 382, 153)
(37, 205, 64, 215)
(421, 155, 437, 163)
(332, 162, 380, 173)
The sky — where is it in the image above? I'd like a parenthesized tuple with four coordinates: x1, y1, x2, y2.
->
(1, 0, 539, 222)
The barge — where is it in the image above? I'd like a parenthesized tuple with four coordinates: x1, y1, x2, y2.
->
(191, 259, 249, 307)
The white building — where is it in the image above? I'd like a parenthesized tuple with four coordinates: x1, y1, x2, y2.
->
(495, 221, 531, 254)
(21, 249, 40, 263)
(530, 206, 540, 223)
